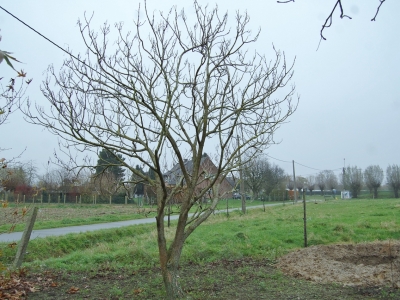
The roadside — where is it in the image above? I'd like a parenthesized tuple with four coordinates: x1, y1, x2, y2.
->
(0, 201, 291, 242)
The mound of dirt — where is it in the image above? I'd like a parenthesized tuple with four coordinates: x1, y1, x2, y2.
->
(277, 241, 400, 288)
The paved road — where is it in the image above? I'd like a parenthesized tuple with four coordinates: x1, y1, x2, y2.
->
(0, 202, 291, 243)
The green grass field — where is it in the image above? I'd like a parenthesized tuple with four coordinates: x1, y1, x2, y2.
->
(2, 198, 399, 268)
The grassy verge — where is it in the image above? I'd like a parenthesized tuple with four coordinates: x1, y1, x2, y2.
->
(0, 199, 270, 232)
(0, 204, 150, 232)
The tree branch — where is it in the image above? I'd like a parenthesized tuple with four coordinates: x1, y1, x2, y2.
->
(371, 0, 386, 21)
(278, 1, 387, 41)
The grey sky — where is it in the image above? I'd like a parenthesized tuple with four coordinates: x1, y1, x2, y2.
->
(0, 1, 399, 179)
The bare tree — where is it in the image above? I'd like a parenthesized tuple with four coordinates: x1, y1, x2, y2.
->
(386, 164, 400, 198)
(263, 163, 286, 198)
(22, 160, 37, 187)
(24, 2, 297, 297)
(286, 179, 294, 191)
(296, 176, 307, 195)
(93, 172, 123, 201)
(343, 166, 363, 198)
(364, 165, 384, 198)
(243, 158, 268, 200)
(306, 175, 315, 195)
(244, 157, 285, 200)
(324, 170, 338, 192)
(37, 168, 59, 192)
(1, 164, 28, 192)
(316, 171, 326, 195)
(53, 167, 75, 197)
(285, 176, 300, 201)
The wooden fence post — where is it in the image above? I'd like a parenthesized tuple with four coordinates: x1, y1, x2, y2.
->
(13, 207, 39, 268)
(109, 195, 112, 205)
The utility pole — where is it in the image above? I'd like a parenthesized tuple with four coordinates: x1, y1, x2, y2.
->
(231, 116, 246, 214)
(342, 158, 346, 195)
(240, 167, 245, 214)
(292, 160, 297, 202)
(302, 187, 307, 247)
(239, 136, 246, 214)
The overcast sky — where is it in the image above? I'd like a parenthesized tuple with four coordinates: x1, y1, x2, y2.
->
(1, 0, 399, 179)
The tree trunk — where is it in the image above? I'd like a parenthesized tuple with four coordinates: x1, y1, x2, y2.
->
(161, 257, 184, 299)
(373, 188, 378, 199)
(156, 185, 187, 299)
(394, 188, 399, 198)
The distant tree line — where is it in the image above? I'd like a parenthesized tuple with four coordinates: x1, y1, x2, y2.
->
(242, 158, 400, 200)
(2, 152, 400, 202)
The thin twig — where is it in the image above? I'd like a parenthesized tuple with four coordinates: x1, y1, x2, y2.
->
(371, 0, 386, 21)
(278, 0, 387, 47)
(320, 0, 352, 41)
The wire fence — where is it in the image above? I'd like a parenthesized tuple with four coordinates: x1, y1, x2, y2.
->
(0, 189, 397, 206)
(0, 191, 156, 206)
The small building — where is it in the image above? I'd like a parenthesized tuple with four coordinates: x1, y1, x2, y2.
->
(341, 191, 351, 199)
(162, 154, 234, 202)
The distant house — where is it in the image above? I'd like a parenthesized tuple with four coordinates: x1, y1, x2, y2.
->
(159, 154, 234, 203)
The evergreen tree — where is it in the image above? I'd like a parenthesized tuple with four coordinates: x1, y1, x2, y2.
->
(131, 165, 145, 195)
(95, 149, 125, 181)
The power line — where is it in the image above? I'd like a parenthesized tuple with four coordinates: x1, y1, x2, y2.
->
(265, 154, 291, 164)
(0, 5, 99, 76)
(295, 161, 342, 172)
(266, 154, 342, 173)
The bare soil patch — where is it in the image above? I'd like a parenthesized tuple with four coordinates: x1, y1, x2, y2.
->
(277, 240, 400, 288)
